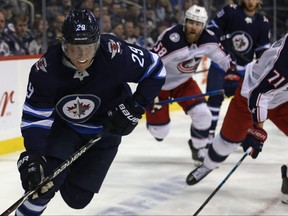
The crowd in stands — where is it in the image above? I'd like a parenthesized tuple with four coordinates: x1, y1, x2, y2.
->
(0, 0, 286, 56)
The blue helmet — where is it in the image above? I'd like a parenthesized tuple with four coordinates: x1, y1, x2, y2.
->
(62, 9, 100, 44)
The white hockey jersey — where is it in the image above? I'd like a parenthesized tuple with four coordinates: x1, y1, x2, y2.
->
(241, 34, 288, 122)
(151, 24, 235, 90)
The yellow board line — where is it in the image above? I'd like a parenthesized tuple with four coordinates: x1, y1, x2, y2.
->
(0, 104, 183, 155)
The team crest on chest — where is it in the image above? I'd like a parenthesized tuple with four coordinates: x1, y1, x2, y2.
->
(56, 94, 101, 123)
(177, 57, 201, 73)
(230, 31, 252, 54)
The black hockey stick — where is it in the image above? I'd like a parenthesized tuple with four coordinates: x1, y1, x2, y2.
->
(193, 148, 251, 216)
(156, 89, 224, 105)
(1, 132, 103, 216)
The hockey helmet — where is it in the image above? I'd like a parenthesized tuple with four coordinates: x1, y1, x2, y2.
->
(185, 5, 208, 26)
(62, 9, 100, 44)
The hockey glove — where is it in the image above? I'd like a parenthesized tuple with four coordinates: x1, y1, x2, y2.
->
(108, 97, 145, 136)
(242, 124, 267, 159)
(17, 151, 54, 199)
(223, 67, 241, 97)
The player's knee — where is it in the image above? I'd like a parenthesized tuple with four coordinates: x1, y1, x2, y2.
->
(213, 134, 240, 156)
(187, 103, 212, 129)
(147, 123, 170, 139)
(204, 134, 240, 169)
(60, 181, 94, 209)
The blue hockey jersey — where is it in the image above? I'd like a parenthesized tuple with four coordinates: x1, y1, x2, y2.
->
(20, 34, 166, 153)
(208, 4, 270, 67)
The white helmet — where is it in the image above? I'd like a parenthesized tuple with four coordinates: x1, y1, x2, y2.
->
(185, 5, 208, 26)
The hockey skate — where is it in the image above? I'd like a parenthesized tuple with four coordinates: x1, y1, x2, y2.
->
(186, 164, 212, 185)
(281, 165, 288, 204)
(188, 139, 207, 163)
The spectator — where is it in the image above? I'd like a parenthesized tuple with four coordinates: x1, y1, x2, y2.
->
(111, 22, 124, 39)
(155, 0, 174, 23)
(5, 14, 35, 55)
(29, 17, 49, 55)
(0, 10, 10, 56)
(76, 0, 95, 10)
(47, 14, 65, 46)
(124, 4, 141, 25)
(46, 0, 62, 22)
(110, 1, 125, 24)
(1, 2, 14, 26)
(93, 5, 100, 20)
(101, 14, 112, 34)
(61, 0, 72, 12)
(124, 20, 139, 45)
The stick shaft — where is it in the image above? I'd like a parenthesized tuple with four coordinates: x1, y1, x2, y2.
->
(193, 149, 250, 216)
(156, 89, 224, 105)
(1, 134, 103, 216)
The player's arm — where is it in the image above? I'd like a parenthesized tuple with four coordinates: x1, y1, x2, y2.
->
(150, 25, 184, 65)
(242, 39, 288, 158)
(203, 31, 240, 97)
(21, 63, 56, 154)
(107, 43, 166, 136)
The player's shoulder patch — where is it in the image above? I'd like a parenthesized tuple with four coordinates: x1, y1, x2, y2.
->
(107, 38, 122, 59)
(169, 32, 180, 42)
(101, 34, 123, 59)
(35, 57, 48, 72)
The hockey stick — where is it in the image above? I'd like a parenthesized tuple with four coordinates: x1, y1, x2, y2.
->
(1, 132, 104, 216)
(193, 148, 251, 216)
(194, 69, 208, 74)
(156, 89, 224, 105)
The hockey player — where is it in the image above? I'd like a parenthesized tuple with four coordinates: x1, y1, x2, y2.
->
(15, 9, 166, 216)
(206, 0, 270, 144)
(186, 33, 288, 198)
(145, 5, 240, 163)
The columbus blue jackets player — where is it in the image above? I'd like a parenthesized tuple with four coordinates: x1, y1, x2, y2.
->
(145, 5, 238, 164)
(186, 34, 288, 200)
(15, 9, 165, 216)
(206, 0, 270, 144)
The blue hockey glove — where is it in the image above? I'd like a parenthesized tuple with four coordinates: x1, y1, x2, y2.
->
(108, 98, 145, 136)
(223, 67, 241, 97)
(242, 124, 267, 159)
(17, 151, 54, 199)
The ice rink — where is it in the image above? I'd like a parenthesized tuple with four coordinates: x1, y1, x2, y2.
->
(1, 99, 288, 215)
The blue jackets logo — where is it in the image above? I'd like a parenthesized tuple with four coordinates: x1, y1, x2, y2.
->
(56, 94, 101, 123)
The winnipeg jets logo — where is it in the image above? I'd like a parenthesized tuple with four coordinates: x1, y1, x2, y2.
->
(56, 94, 101, 123)
(35, 57, 47, 72)
(67, 97, 91, 118)
(231, 31, 252, 54)
(108, 39, 121, 59)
